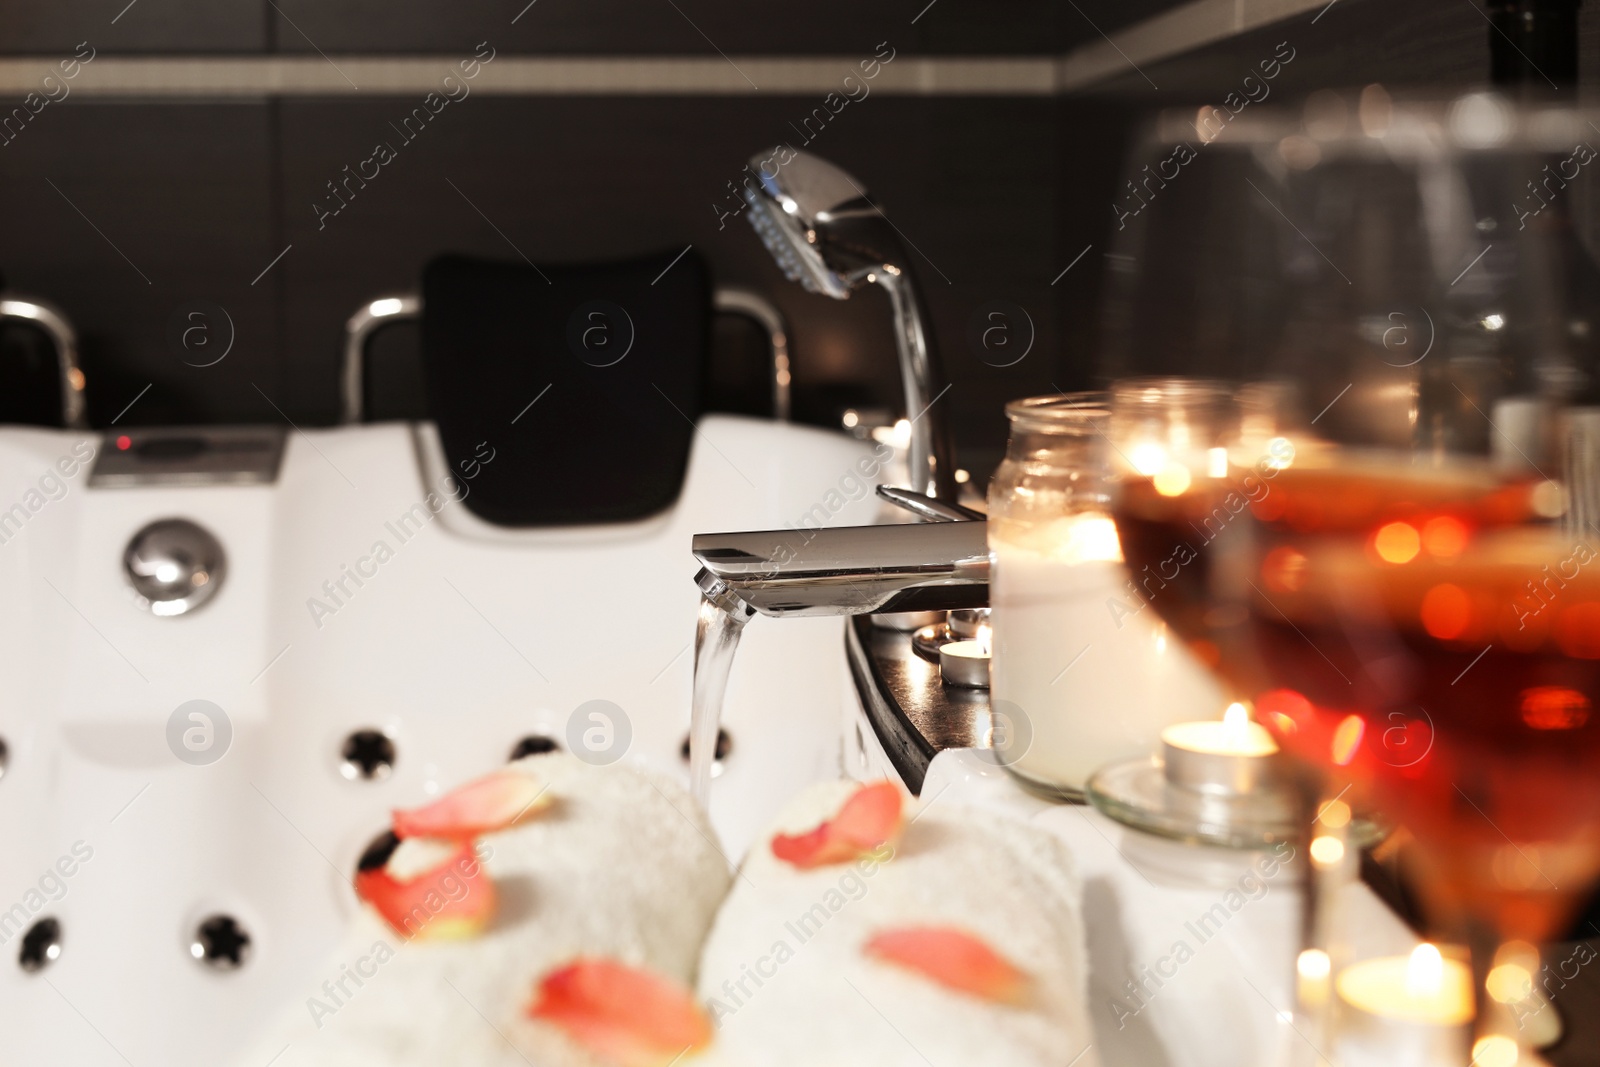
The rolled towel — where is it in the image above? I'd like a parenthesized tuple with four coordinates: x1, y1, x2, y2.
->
(236, 753, 732, 1067)
(694, 780, 1100, 1067)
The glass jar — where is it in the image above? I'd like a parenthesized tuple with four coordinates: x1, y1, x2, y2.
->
(987, 393, 1224, 800)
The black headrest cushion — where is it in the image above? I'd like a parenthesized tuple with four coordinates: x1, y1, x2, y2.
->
(421, 248, 710, 526)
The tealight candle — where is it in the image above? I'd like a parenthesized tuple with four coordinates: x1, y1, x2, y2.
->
(1335, 944, 1473, 1067)
(947, 607, 990, 639)
(1159, 703, 1280, 794)
(940, 625, 991, 688)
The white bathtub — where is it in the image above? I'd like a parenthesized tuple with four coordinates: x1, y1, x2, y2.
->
(0, 415, 885, 1067)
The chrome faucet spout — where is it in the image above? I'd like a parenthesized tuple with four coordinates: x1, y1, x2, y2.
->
(691, 520, 989, 619)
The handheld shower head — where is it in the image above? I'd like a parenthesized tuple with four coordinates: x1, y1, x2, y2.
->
(742, 148, 959, 501)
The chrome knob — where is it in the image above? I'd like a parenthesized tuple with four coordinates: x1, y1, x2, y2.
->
(124, 519, 226, 616)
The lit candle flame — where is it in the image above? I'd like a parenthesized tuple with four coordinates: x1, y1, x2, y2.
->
(976, 624, 991, 657)
(1406, 943, 1444, 999)
(1222, 702, 1251, 739)
(1153, 463, 1192, 497)
(1130, 442, 1167, 477)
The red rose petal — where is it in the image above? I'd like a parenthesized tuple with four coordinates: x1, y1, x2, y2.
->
(771, 781, 903, 869)
(529, 958, 712, 1067)
(392, 768, 551, 840)
(866, 926, 1029, 1004)
(355, 840, 495, 940)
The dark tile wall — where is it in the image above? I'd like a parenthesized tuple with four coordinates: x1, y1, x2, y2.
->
(0, 0, 1116, 56)
(0, 0, 1551, 465)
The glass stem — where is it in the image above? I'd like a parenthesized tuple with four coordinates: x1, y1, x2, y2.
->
(1465, 922, 1528, 1067)
(1292, 781, 1353, 1065)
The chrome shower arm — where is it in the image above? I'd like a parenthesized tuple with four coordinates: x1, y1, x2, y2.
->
(871, 267, 958, 502)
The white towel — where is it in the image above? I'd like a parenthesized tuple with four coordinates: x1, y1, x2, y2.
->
(235, 753, 732, 1067)
(693, 780, 1100, 1067)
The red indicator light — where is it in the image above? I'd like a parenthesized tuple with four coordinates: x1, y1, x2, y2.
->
(116, 435, 132, 451)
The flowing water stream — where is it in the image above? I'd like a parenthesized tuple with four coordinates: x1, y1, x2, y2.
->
(689, 592, 753, 808)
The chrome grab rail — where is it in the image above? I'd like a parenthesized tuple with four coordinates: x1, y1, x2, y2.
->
(711, 286, 791, 422)
(340, 287, 791, 425)
(0, 297, 87, 429)
(341, 294, 421, 426)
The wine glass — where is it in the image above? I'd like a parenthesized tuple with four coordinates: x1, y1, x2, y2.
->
(1102, 89, 1600, 1063)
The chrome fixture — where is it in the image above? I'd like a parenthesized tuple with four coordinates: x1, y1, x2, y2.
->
(90, 427, 287, 489)
(340, 287, 791, 424)
(339, 729, 396, 781)
(693, 519, 988, 620)
(0, 296, 87, 429)
(876, 485, 984, 523)
(341, 294, 421, 425)
(741, 148, 958, 501)
(190, 914, 251, 971)
(123, 519, 226, 617)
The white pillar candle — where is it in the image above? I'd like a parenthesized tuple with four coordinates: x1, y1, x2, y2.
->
(989, 513, 1224, 796)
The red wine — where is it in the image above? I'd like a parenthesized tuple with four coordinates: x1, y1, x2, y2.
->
(1245, 467, 1597, 940)
(1111, 475, 1256, 678)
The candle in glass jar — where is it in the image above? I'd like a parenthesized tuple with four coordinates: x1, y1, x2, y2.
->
(989, 513, 1224, 795)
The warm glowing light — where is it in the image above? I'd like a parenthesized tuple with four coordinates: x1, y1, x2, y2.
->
(1131, 442, 1167, 477)
(1421, 583, 1472, 640)
(1048, 514, 1124, 565)
(1223, 702, 1249, 730)
(954, 469, 971, 484)
(1261, 546, 1309, 592)
(1207, 447, 1228, 478)
(1154, 463, 1193, 497)
(842, 409, 860, 428)
(1421, 516, 1469, 558)
(1488, 942, 1539, 1003)
(1318, 798, 1352, 829)
(1531, 480, 1567, 519)
(1374, 521, 1421, 564)
(369, 297, 405, 317)
(1161, 707, 1278, 757)
(1298, 949, 1331, 980)
(1487, 963, 1534, 1004)
(976, 624, 992, 657)
(892, 419, 912, 448)
(1310, 835, 1345, 866)
(1330, 714, 1364, 766)
(1471, 1035, 1519, 1067)
(1264, 436, 1296, 471)
(1338, 948, 1475, 1026)
(1405, 943, 1444, 998)
(1519, 686, 1591, 730)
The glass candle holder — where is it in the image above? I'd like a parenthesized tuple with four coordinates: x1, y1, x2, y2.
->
(986, 393, 1225, 800)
